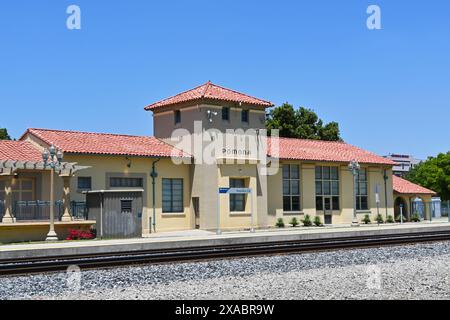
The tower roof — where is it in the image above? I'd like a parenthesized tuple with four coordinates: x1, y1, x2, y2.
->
(144, 81, 274, 111)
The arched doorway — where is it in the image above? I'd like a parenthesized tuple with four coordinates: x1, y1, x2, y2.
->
(394, 197, 409, 221)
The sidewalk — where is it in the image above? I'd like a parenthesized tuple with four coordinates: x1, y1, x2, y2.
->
(1, 221, 449, 257)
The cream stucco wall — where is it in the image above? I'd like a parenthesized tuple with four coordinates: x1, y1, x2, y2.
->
(37, 154, 193, 234)
(267, 161, 395, 227)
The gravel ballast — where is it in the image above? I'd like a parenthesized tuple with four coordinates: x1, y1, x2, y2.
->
(1, 241, 450, 300)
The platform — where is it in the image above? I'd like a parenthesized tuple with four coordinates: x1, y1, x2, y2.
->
(1, 222, 450, 260)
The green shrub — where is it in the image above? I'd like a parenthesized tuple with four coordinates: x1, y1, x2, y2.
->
(375, 214, 384, 224)
(395, 214, 407, 223)
(290, 217, 299, 227)
(386, 215, 395, 223)
(276, 218, 285, 228)
(301, 215, 313, 227)
(313, 216, 322, 227)
(411, 213, 421, 222)
(362, 214, 371, 225)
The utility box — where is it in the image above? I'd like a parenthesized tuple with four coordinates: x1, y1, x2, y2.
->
(85, 189, 144, 239)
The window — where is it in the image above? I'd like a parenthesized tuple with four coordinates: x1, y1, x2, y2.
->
(356, 169, 369, 211)
(283, 165, 301, 212)
(162, 179, 183, 213)
(0, 180, 5, 201)
(77, 177, 92, 190)
(174, 110, 181, 124)
(11, 178, 35, 202)
(241, 110, 249, 123)
(230, 178, 246, 212)
(121, 200, 133, 214)
(110, 177, 143, 188)
(222, 107, 230, 121)
(315, 166, 340, 211)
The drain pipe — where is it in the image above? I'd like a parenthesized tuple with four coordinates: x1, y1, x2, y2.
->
(151, 158, 161, 233)
(383, 169, 389, 219)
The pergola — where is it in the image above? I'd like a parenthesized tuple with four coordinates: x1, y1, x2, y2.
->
(0, 160, 90, 223)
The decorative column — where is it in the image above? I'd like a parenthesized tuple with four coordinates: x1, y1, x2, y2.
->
(60, 176, 73, 222)
(2, 176, 15, 223)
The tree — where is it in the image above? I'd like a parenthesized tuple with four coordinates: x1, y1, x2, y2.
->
(0, 128, 11, 140)
(266, 103, 342, 141)
(406, 152, 450, 201)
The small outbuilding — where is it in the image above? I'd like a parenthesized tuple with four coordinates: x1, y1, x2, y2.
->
(85, 189, 144, 239)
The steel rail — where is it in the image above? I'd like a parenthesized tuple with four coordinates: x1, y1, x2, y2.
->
(1, 231, 450, 276)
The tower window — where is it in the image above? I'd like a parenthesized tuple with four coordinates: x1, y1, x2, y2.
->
(174, 110, 181, 124)
(241, 110, 249, 123)
(222, 107, 230, 121)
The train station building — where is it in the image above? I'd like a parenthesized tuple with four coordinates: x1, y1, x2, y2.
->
(0, 82, 436, 242)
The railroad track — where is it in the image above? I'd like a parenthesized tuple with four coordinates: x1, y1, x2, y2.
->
(1, 231, 450, 276)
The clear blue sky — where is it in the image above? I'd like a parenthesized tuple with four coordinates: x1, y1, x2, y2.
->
(0, 0, 449, 159)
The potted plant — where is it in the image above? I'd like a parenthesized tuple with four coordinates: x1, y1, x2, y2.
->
(301, 215, 313, 227)
(314, 216, 323, 227)
(290, 217, 299, 227)
(411, 212, 421, 222)
(375, 214, 384, 224)
(386, 215, 395, 224)
(276, 218, 285, 228)
(362, 214, 371, 225)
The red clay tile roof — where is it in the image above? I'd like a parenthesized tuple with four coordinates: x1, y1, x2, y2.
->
(268, 137, 396, 165)
(144, 81, 274, 111)
(0, 141, 43, 162)
(22, 129, 190, 158)
(393, 176, 436, 195)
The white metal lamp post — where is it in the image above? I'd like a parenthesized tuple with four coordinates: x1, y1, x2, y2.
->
(348, 160, 361, 226)
(42, 145, 63, 241)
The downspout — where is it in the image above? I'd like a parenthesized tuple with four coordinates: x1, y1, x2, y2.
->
(383, 169, 388, 219)
(151, 158, 161, 233)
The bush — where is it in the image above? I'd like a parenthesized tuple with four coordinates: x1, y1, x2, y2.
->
(302, 215, 313, 227)
(290, 217, 299, 227)
(362, 214, 371, 225)
(386, 215, 395, 224)
(313, 216, 322, 227)
(411, 213, 421, 222)
(275, 218, 285, 228)
(395, 214, 407, 223)
(375, 214, 384, 224)
(66, 229, 95, 241)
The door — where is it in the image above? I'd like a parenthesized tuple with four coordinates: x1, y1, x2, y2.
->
(193, 197, 200, 229)
(324, 197, 332, 225)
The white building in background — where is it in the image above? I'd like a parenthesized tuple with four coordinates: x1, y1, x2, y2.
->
(384, 154, 422, 177)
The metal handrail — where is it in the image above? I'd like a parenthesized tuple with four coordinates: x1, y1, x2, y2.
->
(11, 200, 87, 222)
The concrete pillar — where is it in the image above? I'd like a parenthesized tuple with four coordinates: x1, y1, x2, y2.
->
(60, 176, 73, 222)
(2, 176, 15, 223)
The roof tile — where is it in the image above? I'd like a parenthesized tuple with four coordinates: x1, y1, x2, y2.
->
(393, 176, 436, 195)
(268, 137, 396, 165)
(0, 141, 43, 162)
(23, 129, 190, 158)
(145, 81, 273, 111)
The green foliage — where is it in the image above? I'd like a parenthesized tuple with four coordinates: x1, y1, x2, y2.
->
(386, 215, 395, 224)
(0, 128, 11, 140)
(375, 214, 384, 224)
(313, 216, 322, 227)
(266, 104, 342, 141)
(290, 217, 299, 227)
(276, 218, 285, 228)
(406, 152, 450, 201)
(411, 213, 421, 223)
(301, 215, 313, 227)
(395, 215, 407, 223)
(362, 214, 371, 225)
